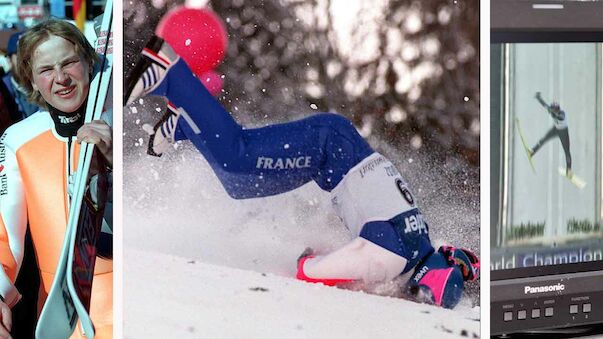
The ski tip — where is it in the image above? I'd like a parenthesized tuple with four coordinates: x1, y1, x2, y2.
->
(557, 167, 587, 188)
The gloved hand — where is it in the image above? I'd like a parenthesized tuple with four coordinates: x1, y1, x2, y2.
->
(438, 246, 480, 282)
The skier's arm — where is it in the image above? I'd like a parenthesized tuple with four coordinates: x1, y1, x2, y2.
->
(535, 92, 549, 109)
(0, 133, 26, 309)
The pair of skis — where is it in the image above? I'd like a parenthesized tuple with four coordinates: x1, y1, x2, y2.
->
(35, 1, 113, 338)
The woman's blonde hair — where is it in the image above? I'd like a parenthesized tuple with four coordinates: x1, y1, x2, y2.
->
(14, 19, 99, 107)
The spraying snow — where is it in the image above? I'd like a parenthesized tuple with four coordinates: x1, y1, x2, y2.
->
(124, 129, 480, 293)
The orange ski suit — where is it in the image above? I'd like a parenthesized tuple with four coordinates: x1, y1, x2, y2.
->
(0, 111, 112, 337)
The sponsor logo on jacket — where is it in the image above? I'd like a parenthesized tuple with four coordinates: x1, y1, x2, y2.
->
(0, 134, 5, 195)
(404, 212, 427, 235)
(0, 174, 7, 196)
(359, 156, 386, 178)
(413, 265, 429, 282)
(256, 156, 311, 170)
(57, 113, 81, 124)
(0, 133, 5, 163)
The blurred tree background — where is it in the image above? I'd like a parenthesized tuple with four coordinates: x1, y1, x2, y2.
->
(124, 0, 479, 166)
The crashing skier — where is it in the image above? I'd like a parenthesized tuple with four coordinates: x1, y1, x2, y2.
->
(126, 36, 479, 309)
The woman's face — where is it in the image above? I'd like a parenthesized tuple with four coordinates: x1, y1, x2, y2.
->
(30, 35, 90, 113)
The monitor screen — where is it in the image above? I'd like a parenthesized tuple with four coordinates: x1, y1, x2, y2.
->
(491, 41, 603, 277)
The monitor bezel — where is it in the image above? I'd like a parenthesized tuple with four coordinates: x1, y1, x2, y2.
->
(491, 260, 603, 281)
(492, 0, 603, 41)
(491, 1, 603, 282)
(492, 31, 603, 44)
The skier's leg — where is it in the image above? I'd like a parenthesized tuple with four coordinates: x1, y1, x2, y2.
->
(558, 128, 572, 172)
(298, 237, 478, 309)
(125, 36, 240, 146)
(298, 234, 408, 285)
(531, 126, 557, 155)
(298, 217, 434, 284)
(127, 37, 373, 198)
(186, 112, 374, 198)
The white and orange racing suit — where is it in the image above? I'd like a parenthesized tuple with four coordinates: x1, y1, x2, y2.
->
(0, 111, 112, 337)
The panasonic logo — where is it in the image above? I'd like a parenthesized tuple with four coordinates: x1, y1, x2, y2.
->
(524, 283, 565, 294)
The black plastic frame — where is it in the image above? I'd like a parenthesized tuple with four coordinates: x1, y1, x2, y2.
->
(491, 0, 603, 282)
(492, 261, 603, 281)
(491, 2, 603, 335)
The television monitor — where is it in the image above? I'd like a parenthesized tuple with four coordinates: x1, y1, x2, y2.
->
(491, 0, 603, 335)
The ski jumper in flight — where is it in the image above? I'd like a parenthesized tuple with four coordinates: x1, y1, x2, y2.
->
(126, 36, 479, 309)
(530, 92, 572, 177)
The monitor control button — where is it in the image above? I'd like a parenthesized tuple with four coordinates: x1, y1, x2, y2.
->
(583, 303, 592, 313)
(504, 311, 513, 322)
(570, 304, 579, 314)
(532, 308, 541, 319)
(517, 310, 527, 320)
(545, 307, 554, 317)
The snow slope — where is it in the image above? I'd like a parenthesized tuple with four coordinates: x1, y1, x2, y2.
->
(124, 136, 481, 337)
(124, 249, 479, 338)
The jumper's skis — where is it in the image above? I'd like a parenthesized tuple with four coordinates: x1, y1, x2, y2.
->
(515, 117, 535, 173)
(35, 2, 113, 338)
(66, 8, 113, 336)
(558, 167, 587, 189)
